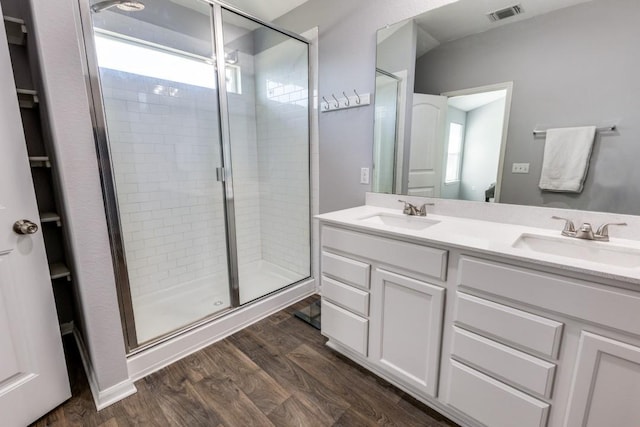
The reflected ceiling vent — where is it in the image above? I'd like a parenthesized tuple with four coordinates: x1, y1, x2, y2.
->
(487, 4, 524, 22)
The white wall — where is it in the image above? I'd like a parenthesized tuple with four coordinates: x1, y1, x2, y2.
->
(27, 0, 133, 404)
(254, 39, 311, 276)
(226, 52, 264, 268)
(275, 0, 457, 212)
(101, 70, 229, 299)
(102, 36, 311, 300)
(459, 98, 505, 202)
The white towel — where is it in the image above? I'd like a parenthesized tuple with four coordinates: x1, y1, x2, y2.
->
(538, 126, 597, 193)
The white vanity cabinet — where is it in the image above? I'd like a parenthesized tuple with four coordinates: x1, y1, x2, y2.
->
(320, 224, 448, 398)
(317, 215, 640, 427)
(320, 249, 371, 356)
(564, 332, 640, 427)
(369, 268, 445, 397)
(449, 255, 640, 427)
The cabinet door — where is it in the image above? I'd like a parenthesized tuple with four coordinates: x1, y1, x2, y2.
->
(369, 268, 445, 397)
(565, 331, 640, 427)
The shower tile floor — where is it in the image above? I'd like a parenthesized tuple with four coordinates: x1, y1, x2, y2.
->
(133, 260, 304, 344)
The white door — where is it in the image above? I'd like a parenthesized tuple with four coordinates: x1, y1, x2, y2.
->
(0, 11, 71, 427)
(408, 94, 447, 197)
(564, 331, 640, 427)
(369, 268, 445, 397)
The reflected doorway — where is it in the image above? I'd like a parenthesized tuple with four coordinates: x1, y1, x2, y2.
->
(441, 82, 512, 202)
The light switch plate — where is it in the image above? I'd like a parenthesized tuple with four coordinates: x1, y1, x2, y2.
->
(512, 163, 530, 174)
(360, 167, 370, 184)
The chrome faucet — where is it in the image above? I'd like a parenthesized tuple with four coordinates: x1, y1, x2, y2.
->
(398, 200, 434, 216)
(551, 216, 627, 242)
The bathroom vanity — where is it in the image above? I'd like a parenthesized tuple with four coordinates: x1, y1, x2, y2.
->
(317, 199, 640, 427)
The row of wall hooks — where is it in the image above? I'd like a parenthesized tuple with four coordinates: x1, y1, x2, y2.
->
(322, 89, 371, 112)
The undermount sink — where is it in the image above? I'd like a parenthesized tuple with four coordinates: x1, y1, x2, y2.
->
(358, 213, 440, 231)
(512, 233, 640, 268)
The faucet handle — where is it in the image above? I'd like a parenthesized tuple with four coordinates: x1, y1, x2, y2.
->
(398, 200, 416, 215)
(417, 203, 435, 216)
(551, 216, 576, 236)
(596, 222, 627, 239)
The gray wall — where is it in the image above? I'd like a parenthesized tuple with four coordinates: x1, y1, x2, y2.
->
(415, 0, 640, 214)
(276, 0, 456, 212)
(460, 98, 505, 202)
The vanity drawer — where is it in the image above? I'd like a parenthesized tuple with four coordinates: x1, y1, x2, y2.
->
(451, 327, 556, 398)
(322, 276, 369, 317)
(322, 226, 447, 281)
(455, 292, 563, 358)
(322, 251, 371, 290)
(447, 360, 550, 427)
(458, 256, 640, 337)
(321, 300, 368, 356)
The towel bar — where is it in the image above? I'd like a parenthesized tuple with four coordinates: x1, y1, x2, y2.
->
(533, 125, 616, 136)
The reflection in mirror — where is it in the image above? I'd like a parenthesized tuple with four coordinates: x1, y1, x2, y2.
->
(373, 69, 401, 193)
(374, 0, 640, 215)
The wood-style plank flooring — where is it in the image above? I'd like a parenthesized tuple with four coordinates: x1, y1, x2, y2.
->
(32, 295, 459, 427)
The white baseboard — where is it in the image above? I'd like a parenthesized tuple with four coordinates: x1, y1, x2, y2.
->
(127, 279, 317, 381)
(72, 329, 137, 411)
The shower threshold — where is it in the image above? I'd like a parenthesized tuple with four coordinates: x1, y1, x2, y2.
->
(132, 259, 305, 344)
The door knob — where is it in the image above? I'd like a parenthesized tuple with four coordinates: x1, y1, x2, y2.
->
(13, 219, 39, 235)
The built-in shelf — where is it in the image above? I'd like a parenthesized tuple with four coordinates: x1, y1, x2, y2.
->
(16, 88, 38, 108)
(3, 16, 27, 46)
(59, 321, 74, 336)
(49, 263, 71, 281)
(40, 212, 62, 227)
(29, 156, 50, 168)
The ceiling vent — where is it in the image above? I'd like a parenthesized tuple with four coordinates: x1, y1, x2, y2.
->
(487, 4, 524, 22)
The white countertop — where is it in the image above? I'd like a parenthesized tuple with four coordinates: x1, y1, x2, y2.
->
(316, 205, 640, 286)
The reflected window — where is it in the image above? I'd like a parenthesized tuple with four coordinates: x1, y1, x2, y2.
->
(445, 122, 464, 183)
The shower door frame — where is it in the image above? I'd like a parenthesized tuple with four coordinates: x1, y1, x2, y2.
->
(76, 0, 312, 352)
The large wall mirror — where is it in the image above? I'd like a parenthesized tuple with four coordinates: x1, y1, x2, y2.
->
(374, 0, 640, 215)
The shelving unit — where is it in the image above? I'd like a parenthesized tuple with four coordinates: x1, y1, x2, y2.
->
(3, 16, 25, 45)
(3, 6, 76, 330)
(49, 262, 72, 281)
(16, 88, 38, 107)
(28, 156, 50, 167)
(40, 211, 62, 226)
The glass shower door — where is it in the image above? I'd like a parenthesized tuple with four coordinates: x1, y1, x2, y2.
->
(89, 0, 231, 345)
(219, 9, 311, 304)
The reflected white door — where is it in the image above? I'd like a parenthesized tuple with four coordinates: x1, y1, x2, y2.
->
(408, 94, 447, 197)
(0, 11, 70, 426)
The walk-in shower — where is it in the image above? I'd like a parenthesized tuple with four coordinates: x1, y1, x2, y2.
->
(80, 0, 311, 349)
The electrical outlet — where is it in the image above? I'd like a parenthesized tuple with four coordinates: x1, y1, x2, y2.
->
(512, 163, 530, 174)
(360, 167, 370, 184)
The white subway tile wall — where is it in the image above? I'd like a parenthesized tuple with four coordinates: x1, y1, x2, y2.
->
(101, 70, 231, 300)
(228, 53, 264, 267)
(254, 40, 310, 278)
(101, 40, 310, 305)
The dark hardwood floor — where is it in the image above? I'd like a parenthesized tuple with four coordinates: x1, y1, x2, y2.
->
(32, 295, 459, 427)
